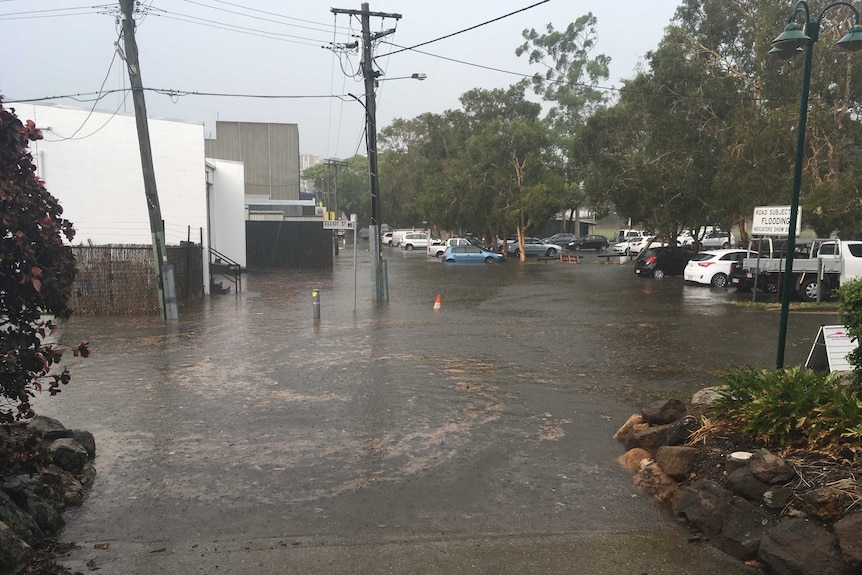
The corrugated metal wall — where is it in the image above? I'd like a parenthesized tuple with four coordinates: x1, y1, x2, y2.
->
(205, 121, 300, 201)
(246, 221, 333, 269)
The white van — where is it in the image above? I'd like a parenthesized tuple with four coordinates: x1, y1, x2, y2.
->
(390, 229, 419, 247)
(617, 229, 646, 243)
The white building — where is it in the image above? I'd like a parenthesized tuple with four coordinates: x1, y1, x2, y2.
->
(13, 103, 247, 294)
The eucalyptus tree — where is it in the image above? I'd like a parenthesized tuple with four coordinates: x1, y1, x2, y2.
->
(301, 156, 369, 223)
(516, 15, 612, 232)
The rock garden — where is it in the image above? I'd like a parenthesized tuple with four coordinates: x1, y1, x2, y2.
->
(616, 390, 862, 575)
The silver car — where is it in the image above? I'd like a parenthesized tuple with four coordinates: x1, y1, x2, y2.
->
(506, 237, 560, 257)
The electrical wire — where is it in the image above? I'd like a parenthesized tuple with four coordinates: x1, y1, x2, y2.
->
(376, 0, 550, 58)
(177, 0, 344, 35)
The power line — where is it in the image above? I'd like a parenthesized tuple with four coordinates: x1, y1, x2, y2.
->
(10, 87, 349, 104)
(150, 8, 331, 45)
(176, 0, 347, 35)
(376, 0, 550, 58)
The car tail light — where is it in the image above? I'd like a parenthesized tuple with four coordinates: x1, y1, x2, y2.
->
(697, 262, 714, 268)
(645, 256, 657, 265)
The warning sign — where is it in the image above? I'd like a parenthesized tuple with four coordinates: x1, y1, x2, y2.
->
(751, 206, 802, 236)
(805, 325, 858, 372)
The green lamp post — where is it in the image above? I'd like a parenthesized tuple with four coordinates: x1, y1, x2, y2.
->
(770, 1, 862, 369)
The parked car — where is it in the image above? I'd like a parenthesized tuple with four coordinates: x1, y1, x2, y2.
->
(617, 229, 648, 243)
(701, 230, 736, 249)
(382, 232, 394, 246)
(400, 232, 442, 251)
(684, 249, 755, 287)
(676, 231, 695, 246)
(635, 247, 695, 278)
(442, 244, 505, 264)
(542, 233, 577, 247)
(629, 235, 667, 254)
(429, 237, 472, 257)
(566, 235, 609, 251)
(612, 236, 644, 255)
(507, 237, 560, 257)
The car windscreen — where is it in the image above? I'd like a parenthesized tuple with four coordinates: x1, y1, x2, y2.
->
(689, 253, 715, 262)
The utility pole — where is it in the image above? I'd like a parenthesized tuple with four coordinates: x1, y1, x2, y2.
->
(331, 3, 400, 302)
(119, 0, 177, 320)
(323, 158, 348, 219)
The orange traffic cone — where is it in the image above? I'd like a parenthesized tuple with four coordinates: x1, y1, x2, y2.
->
(433, 294, 441, 310)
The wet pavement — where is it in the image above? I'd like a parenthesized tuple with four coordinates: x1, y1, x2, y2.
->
(33, 246, 837, 574)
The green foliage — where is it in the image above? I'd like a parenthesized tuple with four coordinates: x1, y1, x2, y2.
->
(0, 99, 82, 422)
(838, 278, 862, 385)
(712, 367, 862, 449)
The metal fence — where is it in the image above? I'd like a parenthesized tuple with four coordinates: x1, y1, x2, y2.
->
(70, 244, 204, 315)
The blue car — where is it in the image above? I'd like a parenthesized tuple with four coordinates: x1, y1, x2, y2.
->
(442, 245, 505, 264)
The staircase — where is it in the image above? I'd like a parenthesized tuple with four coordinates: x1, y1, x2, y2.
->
(209, 248, 242, 295)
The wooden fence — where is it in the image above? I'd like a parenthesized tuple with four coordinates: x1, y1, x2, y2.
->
(69, 244, 203, 315)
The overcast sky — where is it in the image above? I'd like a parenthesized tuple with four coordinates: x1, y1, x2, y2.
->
(2, 1, 681, 159)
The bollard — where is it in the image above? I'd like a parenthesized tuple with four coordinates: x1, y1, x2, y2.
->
(312, 288, 321, 320)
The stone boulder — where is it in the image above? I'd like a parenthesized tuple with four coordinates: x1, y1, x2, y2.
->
(726, 467, 770, 503)
(716, 496, 775, 560)
(691, 386, 722, 408)
(624, 415, 700, 453)
(749, 449, 796, 484)
(0, 520, 30, 575)
(758, 518, 852, 575)
(633, 461, 676, 502)
(654, 445, 698, 480)
(671, 480, 733, 537)
(616, 448, 652, 472)
(49, 438, 89, 473)
(801, 487, 853, 523)
(27, 416, 73, 442)
(833, 512, 862, 568)
(641, 399, 687, 425)
(613, 414, 647, 444)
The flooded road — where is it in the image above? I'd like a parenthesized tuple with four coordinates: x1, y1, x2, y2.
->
(34, 247, 835, 574)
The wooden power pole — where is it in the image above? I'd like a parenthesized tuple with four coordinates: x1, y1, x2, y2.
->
(119, 0, 178, 320)
(331, 3, 400, 302)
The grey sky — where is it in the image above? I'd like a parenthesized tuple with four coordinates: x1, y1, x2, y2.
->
(1, 1, 681, 159)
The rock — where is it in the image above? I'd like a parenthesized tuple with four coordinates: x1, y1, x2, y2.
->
(749, 449, 796, 484)
(613, 414, 645, 444)
(671, 480, 733, 537)
(834, 512, 862, 567)
(0, 489, 43, 543)
(42, 466, 85, 507)
(71, 429, 96, 458)
(763, 486, 794, 510)
(727, 467, 770, 503)
(655, 445, 698, 480)
(624, 415, 699, 453)
(716, 496, 775, 560)
(691, 386, 722, 408)
(0, 520, 30, 575)
(49, 437, 89, 473)
(4, 474, 63, 510)
(617, 448, 652, 472)
(641, 398, 687, 425)
(14, 489, 64, 535)
(632, 461, 676, 502)
(28, 415, 73, 442)
(801, 487, 853, 523)
(758, 518, 852, 575)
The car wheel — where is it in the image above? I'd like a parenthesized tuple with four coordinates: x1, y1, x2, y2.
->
(800, 278, 820, 301)
(711, 273, 729, 288)
(405, 244, 414, 251)
(546, 248, 558, 257)
(722, 242, 730, 249)
(484, 256, 496, 264)
(765, 282, 779, 294)
(444, 258, 454, 263)
(625, 247, 631, 256)
(653, 269, 665, 279)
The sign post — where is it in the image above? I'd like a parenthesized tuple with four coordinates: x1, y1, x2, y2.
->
(323, 220, 358, 312)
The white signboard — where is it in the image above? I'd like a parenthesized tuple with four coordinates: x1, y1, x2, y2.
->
(751, 206, 802, 236)
(323, 220, 356, 230)
(806, 325, 858, 372)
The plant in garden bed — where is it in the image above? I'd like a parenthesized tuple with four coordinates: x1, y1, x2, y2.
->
(0, 98, 86, 423)
(838, 277, 862, 391)
(711, 366, 862, 451)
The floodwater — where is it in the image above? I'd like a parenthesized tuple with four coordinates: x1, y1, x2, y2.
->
(32, 246, 835, 574)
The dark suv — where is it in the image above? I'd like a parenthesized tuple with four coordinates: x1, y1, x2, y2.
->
(634, 247, 694, 278)
(566, 234, 609, 251)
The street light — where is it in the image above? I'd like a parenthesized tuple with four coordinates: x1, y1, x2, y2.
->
(770, 1, 862, 369)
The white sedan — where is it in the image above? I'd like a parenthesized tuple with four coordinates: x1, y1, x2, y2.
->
(613, 236, 643, 255)
(684, 249, 755, 287)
